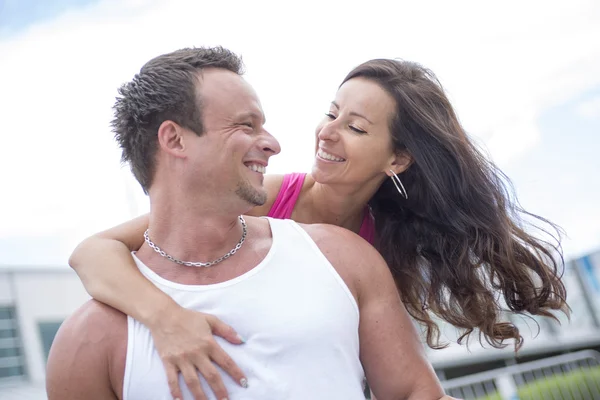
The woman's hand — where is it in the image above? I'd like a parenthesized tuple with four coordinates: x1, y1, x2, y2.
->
(148, 305, 247, 400)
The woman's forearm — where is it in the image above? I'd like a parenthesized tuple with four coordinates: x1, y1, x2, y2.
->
(69, 215, 177, 327)
(72, 237, 176, 326)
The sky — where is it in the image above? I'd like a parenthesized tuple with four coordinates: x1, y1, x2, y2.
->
(0, 0, 599, 266)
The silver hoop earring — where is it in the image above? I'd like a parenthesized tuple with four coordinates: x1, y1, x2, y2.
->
(389, 170, 408, 200)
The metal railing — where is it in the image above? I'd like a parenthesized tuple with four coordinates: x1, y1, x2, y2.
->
(441, 350, 600, 399)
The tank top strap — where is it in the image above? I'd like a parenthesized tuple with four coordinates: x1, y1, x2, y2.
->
(267, 173, 307, 219)
(358, 209, 376, 245)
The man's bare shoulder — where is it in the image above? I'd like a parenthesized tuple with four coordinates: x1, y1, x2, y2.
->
(299, 223, 381, 261)
(298, 223, 390, 299)
(59, 299, 127, 338)
(46, 300, 127, 399)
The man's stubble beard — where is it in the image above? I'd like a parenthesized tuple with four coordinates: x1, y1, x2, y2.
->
(235, 179, 267, 207)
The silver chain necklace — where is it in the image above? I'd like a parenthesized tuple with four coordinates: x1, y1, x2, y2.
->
(143, 216, 247, 268)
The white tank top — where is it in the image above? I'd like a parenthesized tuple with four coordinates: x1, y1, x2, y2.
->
(123, 217, 366, 400)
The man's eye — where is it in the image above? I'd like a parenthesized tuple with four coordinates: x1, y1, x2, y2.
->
(242, 122, 253, 128)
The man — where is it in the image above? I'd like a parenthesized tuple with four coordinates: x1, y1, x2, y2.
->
(46, 47, 448, 400)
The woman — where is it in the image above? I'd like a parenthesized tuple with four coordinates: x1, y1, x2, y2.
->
(70, 59, 567, 399)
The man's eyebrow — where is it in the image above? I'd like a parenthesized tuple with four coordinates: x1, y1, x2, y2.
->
(235, 111, 266, 124)
(331, 101, 373, 124)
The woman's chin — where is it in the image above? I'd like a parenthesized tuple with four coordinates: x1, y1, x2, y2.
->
(310, 165, 334, 184)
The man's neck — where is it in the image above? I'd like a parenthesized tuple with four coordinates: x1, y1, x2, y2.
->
(143, 196, 248, 265)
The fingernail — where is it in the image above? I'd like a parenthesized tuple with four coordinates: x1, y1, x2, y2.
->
(237, 334, 246, 343)
(240, 377, 248, 388)
(222, 398, 229, 400)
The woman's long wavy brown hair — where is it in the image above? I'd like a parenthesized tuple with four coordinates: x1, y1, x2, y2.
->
(343, 59, 568, 349)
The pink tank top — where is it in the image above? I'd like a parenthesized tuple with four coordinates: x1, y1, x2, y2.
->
(267, 173, 376, 245)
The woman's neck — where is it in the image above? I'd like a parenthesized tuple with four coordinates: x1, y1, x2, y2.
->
(293, 174, 378, 234)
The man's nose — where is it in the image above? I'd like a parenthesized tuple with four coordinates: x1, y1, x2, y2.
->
(260, 130, 281, 156)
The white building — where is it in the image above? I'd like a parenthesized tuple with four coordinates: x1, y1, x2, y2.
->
(0, 266, 89, 389)
(1, 250, 600, 397)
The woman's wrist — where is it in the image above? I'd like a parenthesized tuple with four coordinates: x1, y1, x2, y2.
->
(140, 295, 180, 330)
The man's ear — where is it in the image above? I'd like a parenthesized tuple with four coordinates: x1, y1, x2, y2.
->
(157, 120, 186, 158)
(389, 151, 413, 175)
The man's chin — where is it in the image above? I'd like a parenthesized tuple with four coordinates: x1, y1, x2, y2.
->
(236, 183, 267, 208)
(249, 191, 267, 207)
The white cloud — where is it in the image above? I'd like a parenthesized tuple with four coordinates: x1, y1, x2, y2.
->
(483, 113, 542, 164)
(576, 96, 600, 119)
(1, 0, 599, 258)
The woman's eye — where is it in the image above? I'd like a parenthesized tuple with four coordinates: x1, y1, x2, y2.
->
(350, 125, 367, 134)
(325, 113, 336, 119)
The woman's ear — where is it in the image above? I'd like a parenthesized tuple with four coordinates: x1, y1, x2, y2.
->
(390, 151, 413, 175)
